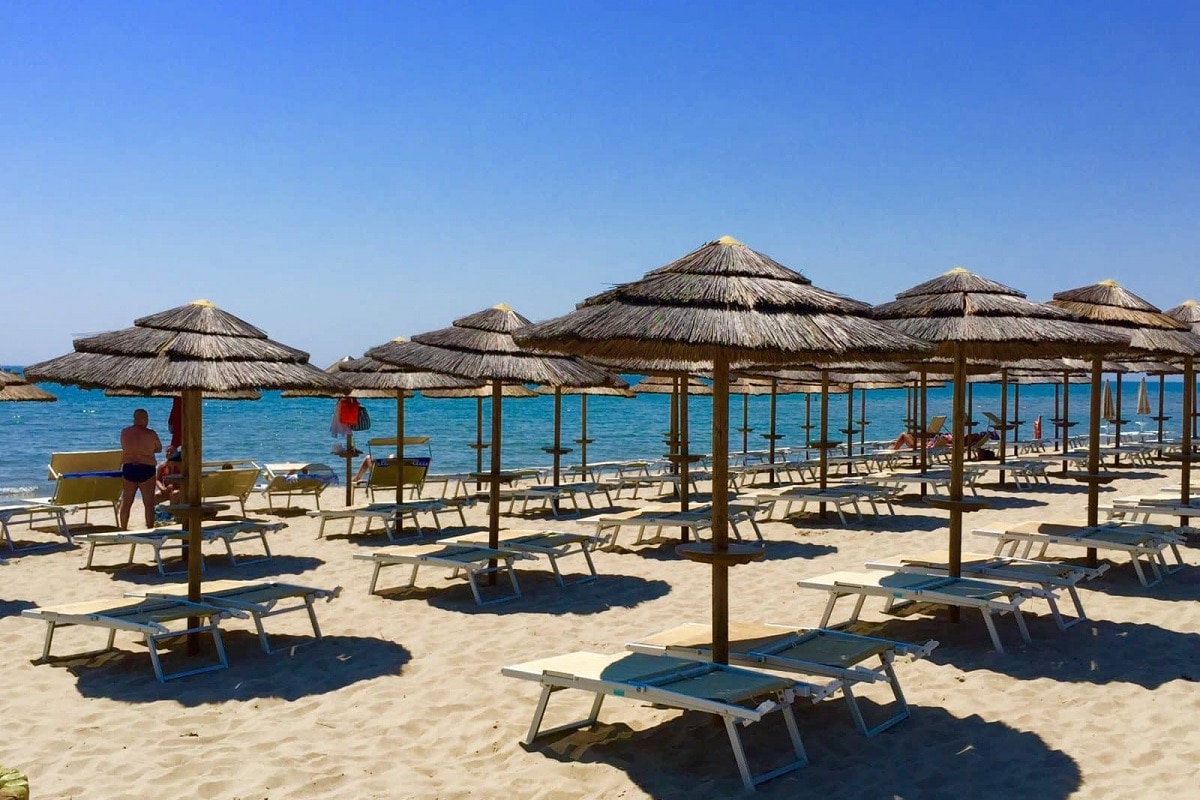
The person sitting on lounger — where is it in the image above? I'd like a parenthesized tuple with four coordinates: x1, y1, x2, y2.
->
(890, 430, 991, 456)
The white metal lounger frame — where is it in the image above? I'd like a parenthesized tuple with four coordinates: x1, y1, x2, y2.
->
(593, 504, 765, 549)
(310, 501, 447, 541)
(76, 521, 284, 575)
(355, 546, 533, 606)
(134, 582, 342, 655)
(863, 555, 1109, 630)
(627, 624, 937, 738)
(0, 502, 71, 552)
(23, 598, 236, 681)
(971, 524, 1185, 587)
(502, 653, 813, 791)
(449, 530, 601, 587)
(796, 573, 1034, 653)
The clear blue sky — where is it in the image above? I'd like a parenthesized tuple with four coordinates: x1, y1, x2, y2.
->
(4, 1, 1198, 367)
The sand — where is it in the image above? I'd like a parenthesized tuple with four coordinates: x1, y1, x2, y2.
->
(3, 465, 1200, 800)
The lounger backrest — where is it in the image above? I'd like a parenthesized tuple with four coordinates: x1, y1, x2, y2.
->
(50, 474, 125, 506)
(367, 457, 430, 497)
(926, 415, 947, 436)
(47, 450, 123, 480)
(200, 468, 262, 503)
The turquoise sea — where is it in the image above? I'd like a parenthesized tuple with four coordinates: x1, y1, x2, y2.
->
(1, 370, 1191, 498)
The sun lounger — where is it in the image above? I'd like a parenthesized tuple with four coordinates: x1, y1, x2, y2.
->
(626, 621, 937, 737)
(75, 519, 285, 575)
(492, 482, 614, 518)
(971, 519, 1186, 587)
(795, 570, 1037, 653)
(963, 459, 1051, 489)
(199, 467, 262, 516)
(601, 472, 680, 500)
(361, 455, 431, 502)
(590, 501, 766, 548)
(864, 549, 1110, 630)
(131, 580, 341, 654)
(30, 450, 125, 525)
(354, 543, 534, 606)
(0, 501, 71, 552)
(309, 499, 463, 540)
(501, 650, 814, 790)
(751, 483, 901, 525)
(1105, 495, 1200, 524)
(21, 596, 236, 681)
(258, 462, 337, 510)
(447, 528, 602, 586)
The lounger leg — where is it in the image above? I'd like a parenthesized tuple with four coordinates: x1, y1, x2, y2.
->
(368, 562, 383, 595)
(1012, 608, 1032, 644)
(980, 610, 1006, 654)
(723, 704, 808, 791)
(40, 621, 57, 661)
(818, 593, 839, 628)
(252, 612, 272, 654)
(306, 597, 323, 640)
(523, 687, 605, 745)
(547, 554, 565, 588)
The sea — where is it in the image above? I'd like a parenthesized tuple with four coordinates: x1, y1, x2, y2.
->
(1, 369, 1191, 498)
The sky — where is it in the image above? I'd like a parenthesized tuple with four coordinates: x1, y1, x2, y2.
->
(3, 1, 1199, 367)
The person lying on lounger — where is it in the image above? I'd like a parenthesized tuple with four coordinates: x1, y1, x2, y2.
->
(890, 431, 991, 454)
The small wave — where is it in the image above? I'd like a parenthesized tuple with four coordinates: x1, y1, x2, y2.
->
(0, 485, 40, 497)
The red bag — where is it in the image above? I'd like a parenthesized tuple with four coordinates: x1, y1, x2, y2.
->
(337, 397, 361, 425)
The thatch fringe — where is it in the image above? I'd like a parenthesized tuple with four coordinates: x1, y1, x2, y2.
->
(0, 370, 56, 402)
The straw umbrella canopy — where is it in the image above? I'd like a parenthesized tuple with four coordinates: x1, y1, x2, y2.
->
(24, 299, 345, 641)
(0, 370, 56, 402)
(1051, 281, 1200, 532)
(367, 304, 623, 555)
(873, 269, 1126, 595)
(514, 235, 933, 664)
(108, 387, 262, 400)
(1164, 301, 1200, 506)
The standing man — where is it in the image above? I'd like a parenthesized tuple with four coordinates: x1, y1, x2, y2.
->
(120, 408, 162, 529)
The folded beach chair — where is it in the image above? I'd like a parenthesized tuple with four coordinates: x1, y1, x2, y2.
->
(31, 449, 125, 525)
(0, 501, 71, 552)
(864, 549, 1110, 630)
(75, 519, 284, 575)
(21, 596, 236, 681)
(355, 543, 534, 606)
(308, 499, 457, 540)
(626, 621, 937, 737)
(501, 650, 815, 791)
(795, 570, 1038, 653)
(447, 528, 602, 586)
(971, 519, 1186, 587)
(131, 580, 341, 655)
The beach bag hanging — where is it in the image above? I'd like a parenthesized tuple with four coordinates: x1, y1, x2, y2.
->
(352, 403, 371, 432)
(330, 398, 354, 437)
(338, 397, 361, 425)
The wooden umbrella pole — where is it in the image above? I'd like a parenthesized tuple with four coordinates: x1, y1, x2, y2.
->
(949, 344, 967, 624)
(1013, 381, 1022, 457)
(550, 387, 563, 516)
(859, 387, 868, 452)
(579, 394, 589, 472)
(711, 355, 730, 665)
(819, 369, 829, 518)
(804, 393, 812, 451)
(1115, 373, 1124, 449)
(183, 388, 203, 654)
(488, 379, 502, 584)
(475, 397, 485, 491)
(918, 368, 928, 492)
(844, 382, 854, 456)
(1086, 358, 1102, 567)
(767, 377, 778, 484)
(344, 431, 354, 506)
(395, 391, 406, 527)
(1182, 357, 1194, 523)
(1157, 374, 1166, 450)
(679, 376, 691, 541)
(740, 392, 749, 455)
(1061, 371, 1072, 473)
(998, 368, 1009, 484)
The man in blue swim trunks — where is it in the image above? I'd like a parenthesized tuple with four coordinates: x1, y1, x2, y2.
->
(119, 408, 163, 529)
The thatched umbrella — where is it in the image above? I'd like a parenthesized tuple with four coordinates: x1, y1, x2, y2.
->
(367, 304, 621, 556)
(326, 348, 480, 508)
(0, 370, 56, 402)
(1164, 301, 1200, 511)
(514, 236, 932, 664)
(874, 269, 1125, 599)
(25, 299, 344, 648)
(424, 383, 539, 489)
(1051, 281, 1200, 540)
(534, 383, 634, 476)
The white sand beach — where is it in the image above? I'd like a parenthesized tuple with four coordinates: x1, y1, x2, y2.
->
(3, 466, 1199, 800)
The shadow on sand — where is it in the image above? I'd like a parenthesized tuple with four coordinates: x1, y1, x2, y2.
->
(526, 700, 1080, 798)
(0, 597, 36, 619)
(405, 572, 671, 616)
(66, 632, 410, 706)
(98, 555, 326, 586)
